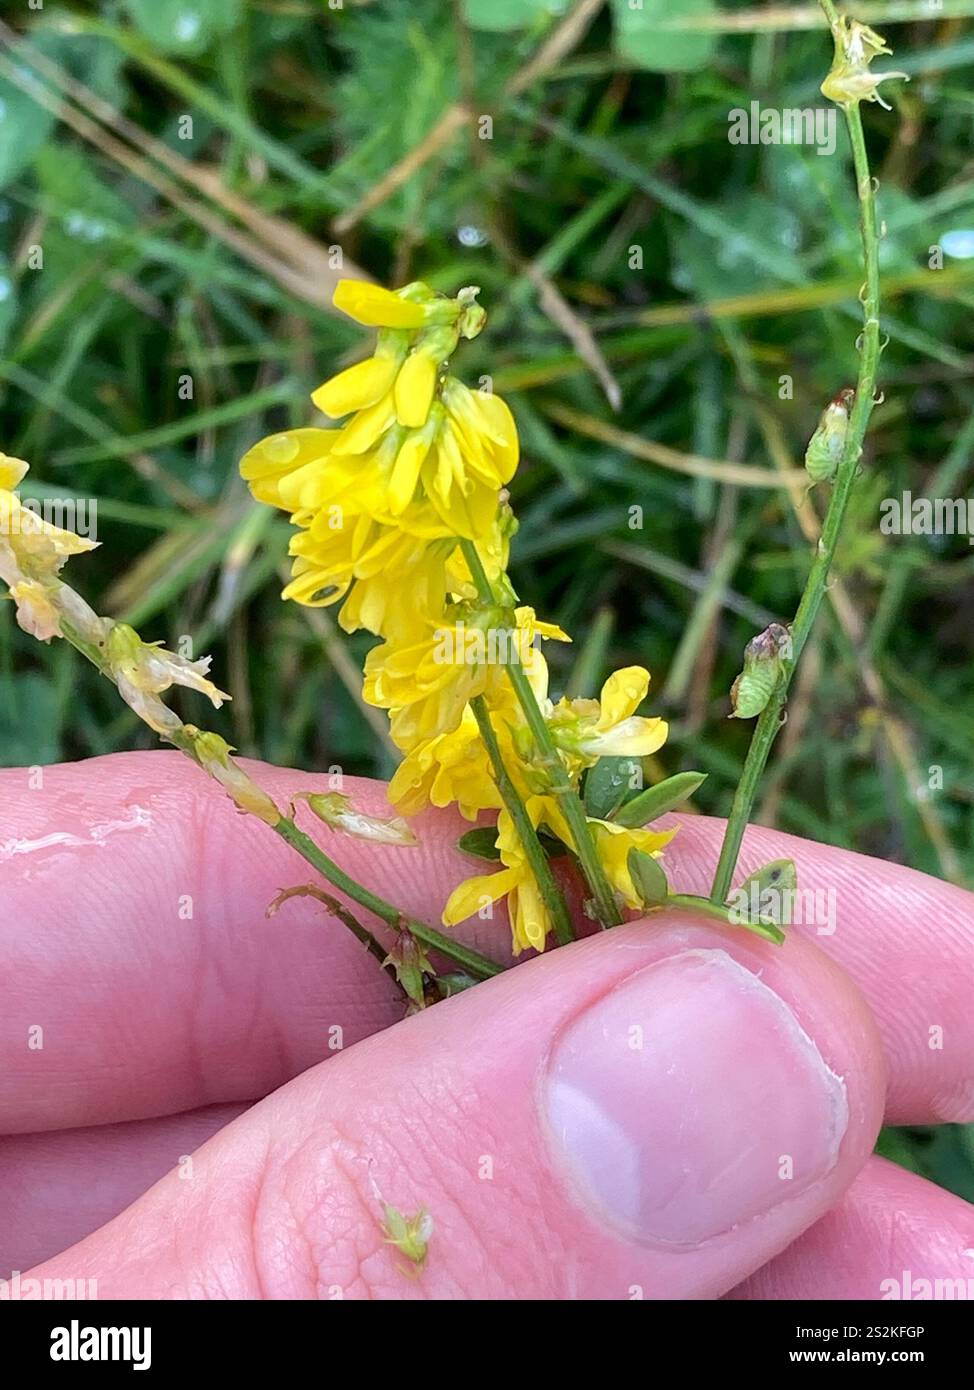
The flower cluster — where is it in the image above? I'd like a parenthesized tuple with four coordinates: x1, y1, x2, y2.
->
(241, 281, 674, 952)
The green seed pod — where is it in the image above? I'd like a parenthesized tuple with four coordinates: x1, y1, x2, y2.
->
(804, 388, 855, 484)
(729, 623, 792, 719)
(730, 663, 779, 719)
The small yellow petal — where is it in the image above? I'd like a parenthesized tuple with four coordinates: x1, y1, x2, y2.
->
(394, 352, 438, 428)
(333, 280, 429, 329)
(442, 869, 516, 926)
(598, 666, 650, 730)
(311, 356, 399, 419)
(0, 453, 29, 491)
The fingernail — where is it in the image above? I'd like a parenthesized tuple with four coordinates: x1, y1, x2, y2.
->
(543, 948, 848, 1247)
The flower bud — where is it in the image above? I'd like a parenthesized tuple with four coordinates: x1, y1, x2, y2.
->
(188, 728, 282, 826)
(820, 18, 907, 111)
(804, 387, 855, 485)
(297, 791, 419, 846)
(730, 623, 792, 720)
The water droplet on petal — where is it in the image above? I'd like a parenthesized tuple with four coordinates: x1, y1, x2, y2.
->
(264, 433, 300, 464)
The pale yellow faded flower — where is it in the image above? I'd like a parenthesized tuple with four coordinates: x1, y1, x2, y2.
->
(295, 791, 418, 846)
(105, 623, 230, 737)
(188, 729, 281, 826)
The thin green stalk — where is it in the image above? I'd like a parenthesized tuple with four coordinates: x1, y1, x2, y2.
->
(459, 538, 623, 927)
(710, 7, 884, 904)
(470, 695, 575, 946)
(57, 621, 502, 982)
(273, 818, 502, 979)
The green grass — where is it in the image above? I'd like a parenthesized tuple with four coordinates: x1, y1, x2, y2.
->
(1, 0, 972, 1200)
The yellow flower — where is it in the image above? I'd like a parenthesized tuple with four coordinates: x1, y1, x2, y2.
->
(365, 604, 569, 751)
(820, 18, 906, 110)
(239, 428, 341, 511)
(333, 279, 441, 329)
(311, 330, 408, 419)
(587, 819, 676, 910)
(0, 454, 99, 577)
(105, 623, 230, 737)
(388, 702, 518, 820)
(442, 802, 554, 953)
(546, 666, 668, 767)
(394, 325, 459, 429)
(6, 579, 62, 642)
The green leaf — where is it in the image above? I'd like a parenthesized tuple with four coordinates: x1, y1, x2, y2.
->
(462, 0, 561, 33)
(121, 0, 243, 56)
(729, 859, 798, 929)
(627, 848, 669, 908)
(665, 893, 784, 944)
(613, 771, 707, 828)
(583, 755, 642, 821)
(457, 827, 501, 860)
(611, 0, 718, 74)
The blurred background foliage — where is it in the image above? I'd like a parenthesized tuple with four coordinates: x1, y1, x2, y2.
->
(1, 0, 972, 1200)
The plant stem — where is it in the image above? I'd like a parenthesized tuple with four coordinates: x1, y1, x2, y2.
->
(459, 537, 623, 927)
(710, 7, 883, 904)
(273, 818, 503, 979)
(469, 695, 575, 946)
(268, 882, 393, 975)
(58, 619, 503, 982)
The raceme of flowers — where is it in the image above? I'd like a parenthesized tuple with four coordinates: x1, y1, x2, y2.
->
(240, 280, 672, 952)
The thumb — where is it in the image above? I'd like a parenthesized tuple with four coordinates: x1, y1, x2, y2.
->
(27, 916, 885, 1300)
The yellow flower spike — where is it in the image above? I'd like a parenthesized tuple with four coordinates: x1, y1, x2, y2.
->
(188, 728, 282, 827)
(105, 623, 230, 738)
(311, 330, 408, 419)
(332, 279, 432, 329)
(587, 819, 677, 910)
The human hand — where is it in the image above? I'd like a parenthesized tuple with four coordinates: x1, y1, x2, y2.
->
(2, 752, 972, 1300)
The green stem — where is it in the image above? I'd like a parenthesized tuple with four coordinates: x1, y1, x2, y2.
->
(58, 620, 502, 983)
(273, 818, 502, 979)
(459, 538, 623, 927)
(470, 695, 575, 946)
(710, 10, 883, 904)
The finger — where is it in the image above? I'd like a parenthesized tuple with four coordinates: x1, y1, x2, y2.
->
(26, 916, 885, 1300)
(727, 1155, 974, 1300)
(660, 814, 974, 1125)
(0, 751, 502, 1133)
(0, 1105, 245, 1278)
(3, 755, 969, 1135)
